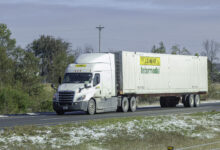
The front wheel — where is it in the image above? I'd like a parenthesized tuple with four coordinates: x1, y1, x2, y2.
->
(87, 99, 96, 115)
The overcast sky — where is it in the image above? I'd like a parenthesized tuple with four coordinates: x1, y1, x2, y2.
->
(0, 0, 220, 58)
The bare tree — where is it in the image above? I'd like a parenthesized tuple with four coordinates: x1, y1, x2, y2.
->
(201, 40, 220, 80)
(73, 45, 94, 59)
(73, 47, 83, 58)
(84, 44, 94, 53)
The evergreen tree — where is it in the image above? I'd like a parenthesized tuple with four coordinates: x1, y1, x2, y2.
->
(27, 35, 74, 83)
(151, 42, 166, 53)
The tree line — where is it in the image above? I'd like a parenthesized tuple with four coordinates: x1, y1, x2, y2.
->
(151, 41, 220, 82)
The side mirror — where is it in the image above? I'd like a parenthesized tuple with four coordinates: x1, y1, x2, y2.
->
(58, 76, 62, 84)
(51, 84, 57, 90)
(84, 82, 91, 88)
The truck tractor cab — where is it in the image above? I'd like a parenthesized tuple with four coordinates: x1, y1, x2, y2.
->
(53, 53, 116, 115)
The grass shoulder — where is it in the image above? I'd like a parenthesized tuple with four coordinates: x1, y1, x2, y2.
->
(1, 111, 220, 150)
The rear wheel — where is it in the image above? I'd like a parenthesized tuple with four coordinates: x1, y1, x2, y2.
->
(183, 95, 189, 107)
(185, 94, 194, 107)
(194, 94, 200, 107)
(121, 97, 129, 112)
(87, 99, 96, 115)
(129, 97, 137, 112)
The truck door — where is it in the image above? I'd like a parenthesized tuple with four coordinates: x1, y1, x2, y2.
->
(93, 73, 101, 97)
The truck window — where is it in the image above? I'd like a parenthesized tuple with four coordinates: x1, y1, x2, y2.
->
(93, 74, 100, 87)
(63, 73, 92, 83)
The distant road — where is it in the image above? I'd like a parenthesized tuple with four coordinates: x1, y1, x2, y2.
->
(0, 102, 220, 128)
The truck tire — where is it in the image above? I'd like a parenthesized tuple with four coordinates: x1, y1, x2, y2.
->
(194, 94, 200, 107)
(121, 97, 129, 112)
(185, 94, 194, 107)
(183, 95, 190, 107)
(87, 99, 96, 115)
(129, 97, 137, 112)
(56, 110, 64, 115)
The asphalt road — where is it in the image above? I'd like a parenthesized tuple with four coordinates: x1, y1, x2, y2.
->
(0, 102, 220, 128)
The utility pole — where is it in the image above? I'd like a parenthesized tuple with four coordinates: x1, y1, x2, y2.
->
(96, 25, 104, 53)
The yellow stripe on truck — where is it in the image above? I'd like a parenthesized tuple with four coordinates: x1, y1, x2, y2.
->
(75, 64, 87, 67)
(140, 56, 160, 66)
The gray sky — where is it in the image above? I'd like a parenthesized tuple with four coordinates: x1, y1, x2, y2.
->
(0, 0, 220, 58)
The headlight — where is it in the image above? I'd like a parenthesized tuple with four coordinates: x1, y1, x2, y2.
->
(77, 95, 86, 101)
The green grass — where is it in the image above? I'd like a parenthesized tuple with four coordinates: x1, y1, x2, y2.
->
(205, 83, 220, 100)
(1, 111, 220, 150)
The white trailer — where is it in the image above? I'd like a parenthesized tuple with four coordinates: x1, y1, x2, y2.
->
(52, 51, 208, 115)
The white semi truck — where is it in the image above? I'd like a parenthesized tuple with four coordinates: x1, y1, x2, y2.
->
(52, 51, 208, 115)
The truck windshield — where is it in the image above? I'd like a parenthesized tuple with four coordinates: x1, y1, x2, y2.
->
(63, 73, 92, 83)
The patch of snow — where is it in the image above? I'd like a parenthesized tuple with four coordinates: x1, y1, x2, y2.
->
(28, 136, 46, 144)
(7, 135, 23, 143)
(1, 112, 220, 148)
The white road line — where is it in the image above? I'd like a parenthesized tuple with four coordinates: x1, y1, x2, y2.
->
(40, 118, 64, 121)
(40, 116, 75, 121)
(0, 115, 7, 118)
(26, 113, 39, 116)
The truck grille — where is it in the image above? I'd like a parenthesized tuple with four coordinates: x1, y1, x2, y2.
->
(59, 91, 74, 105)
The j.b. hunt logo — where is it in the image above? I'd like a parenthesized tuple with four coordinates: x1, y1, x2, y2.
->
(141, 67, 160, 74)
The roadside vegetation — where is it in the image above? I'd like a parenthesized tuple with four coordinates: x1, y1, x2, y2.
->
(0, 111, 220, 150)
(0, 24, 73, 114)
(0, 23, 219, 114)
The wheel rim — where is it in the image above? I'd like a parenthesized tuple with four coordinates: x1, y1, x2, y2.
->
(194, 95, 200, 107)
(130, 97, 136, 111)
(122, 97, 128, 112)
(89, 100, 95, 114)
(189, 95, 194, 107)
(124, 101, 127, 107)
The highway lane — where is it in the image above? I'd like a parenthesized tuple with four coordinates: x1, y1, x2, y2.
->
(0, 102, 220, 128)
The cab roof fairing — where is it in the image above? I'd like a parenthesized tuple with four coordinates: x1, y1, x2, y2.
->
(75, 53, 114, 64)
(65, 63, 112, 73)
